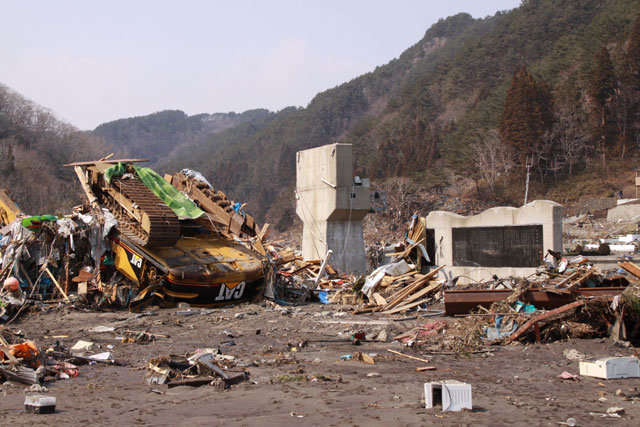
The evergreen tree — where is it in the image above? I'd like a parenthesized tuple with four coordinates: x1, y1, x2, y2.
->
(588, 47, 618, 169)
(499, 65, 554, 172)
(623, 11, 640, 151)
(626, 11, 640, 90)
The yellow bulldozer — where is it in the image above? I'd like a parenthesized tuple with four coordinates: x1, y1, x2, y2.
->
(0, 189, 22, 227)
(67, 159, 267, 308)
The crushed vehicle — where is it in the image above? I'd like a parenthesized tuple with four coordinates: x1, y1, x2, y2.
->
(67, 159, 267, 309)
(0, 189, 22, 227)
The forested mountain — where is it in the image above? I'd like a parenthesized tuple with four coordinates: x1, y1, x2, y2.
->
(155, 0, 640, 228)
(0, 83, 104, 214)
(4, 0, 640, 227)
(92, 109, 272, 166)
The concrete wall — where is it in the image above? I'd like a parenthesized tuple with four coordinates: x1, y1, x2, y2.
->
(426, 200, 562, 283)
(296, 143, 369, 274)
(607, 204, 640, 223)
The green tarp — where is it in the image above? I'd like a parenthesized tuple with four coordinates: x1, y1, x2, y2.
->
(104, 162, 205, 220)
(104, 162, 128, 184)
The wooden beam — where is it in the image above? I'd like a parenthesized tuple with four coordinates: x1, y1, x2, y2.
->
(501, 300, 585, 345)
(64, 158, 148, 167)
(396, 281, 441, 306)
(387, 349, 431, 364)
(45, 268, 70, 303)
(618, 261, 640, 280)
(381, 297, 431, 315)
(73, 166, 99, 209)
(258, 223, 271, 241)
(382, 265, 444, 311)
(372, 293, 387, 306)
(555, 271, 579, 288)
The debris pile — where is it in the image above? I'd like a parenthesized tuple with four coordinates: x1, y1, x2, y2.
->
(356, 264, 444, 315)
(145, 348, 248, 389)
(0, 328, 120, 387)
(268, 245, 364, 305)
(0, 207, 121, 322)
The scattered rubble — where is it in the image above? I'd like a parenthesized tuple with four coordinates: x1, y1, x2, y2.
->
(3, 172, 640, 423)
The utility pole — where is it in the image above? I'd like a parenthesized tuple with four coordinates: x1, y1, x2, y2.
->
(524, 156, 532, 206)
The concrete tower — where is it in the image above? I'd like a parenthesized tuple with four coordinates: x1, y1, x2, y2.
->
(295, 143, 370, 274)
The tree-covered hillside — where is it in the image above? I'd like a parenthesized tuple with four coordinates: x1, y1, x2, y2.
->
(154, 0, 639, 228)
(0, 83, 104, 214)
(92, 109, 272, 166)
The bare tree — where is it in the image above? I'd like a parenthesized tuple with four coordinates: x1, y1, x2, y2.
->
(549, 102, 593, 177)
(471, 129, 515, 191)
(382, 176, 417, 220)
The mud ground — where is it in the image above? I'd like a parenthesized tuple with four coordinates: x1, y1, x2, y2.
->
(2, 302, 640, 426)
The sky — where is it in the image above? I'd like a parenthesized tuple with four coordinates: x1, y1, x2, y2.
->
(0, 1, 522, 130)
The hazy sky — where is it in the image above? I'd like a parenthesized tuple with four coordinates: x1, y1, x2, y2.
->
(0, 0, 521, 130)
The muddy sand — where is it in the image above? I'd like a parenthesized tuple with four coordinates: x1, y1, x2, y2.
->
(2, 302, 639, 426)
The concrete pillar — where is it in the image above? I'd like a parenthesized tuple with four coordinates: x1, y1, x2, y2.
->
(296, 143, 370, 274)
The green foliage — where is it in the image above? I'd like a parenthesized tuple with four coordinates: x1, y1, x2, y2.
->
(500, 65, 554, 165)
(626, 12, 640, 89)
(590, 48, 617, 106)
(588, 47, 620, 165)
(94, 109, 271, 166)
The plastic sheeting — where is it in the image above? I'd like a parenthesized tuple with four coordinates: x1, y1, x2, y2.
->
(104, 162, 205, 220)
(180, 169, 213, 189)
(361, 259, 414, 298)
(132, 165, 205, 219)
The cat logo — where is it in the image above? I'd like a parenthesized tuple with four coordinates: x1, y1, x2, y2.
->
(113, 241, 145, 283)
(130, 253, 143, 269)
(215, 282, 246, 301)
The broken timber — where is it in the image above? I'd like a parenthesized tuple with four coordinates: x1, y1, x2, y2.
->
(618, 261, 640, 279)
(500, 299, 586, 345)
(354, 265, 444, 315)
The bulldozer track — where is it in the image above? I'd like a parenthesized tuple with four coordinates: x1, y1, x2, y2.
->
(101, 176, 180, 247)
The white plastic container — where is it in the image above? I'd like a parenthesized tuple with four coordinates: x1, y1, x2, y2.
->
(425, 380, 472, 412)
(24, 395, 56, 414)
(579, 357, 640, 379)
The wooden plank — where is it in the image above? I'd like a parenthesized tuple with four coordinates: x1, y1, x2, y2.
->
(73, 166, 99, 209)
(565, 272, 592, 292)
(618, 261, 640, 280)
(554, 272, 579, 288)
(0, 345, 20, 364)
(229, 213, 244, 236)
(64, 158, 148, 167)
(372, 293, 387, 306)
(381, 297, 430, 315)
(258, 223, 271, 241)
(387, 349, 430, 364)
(501, 300, 586, 345)
(0, 365, 38, 385)
(382, 265, 444, 311)
(397, 281, 441, 306)
(385, 238, 425, 258)
(351, 305, 378, 314)
(45, 268, 70, 303)
(385, 274, 428, 303)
